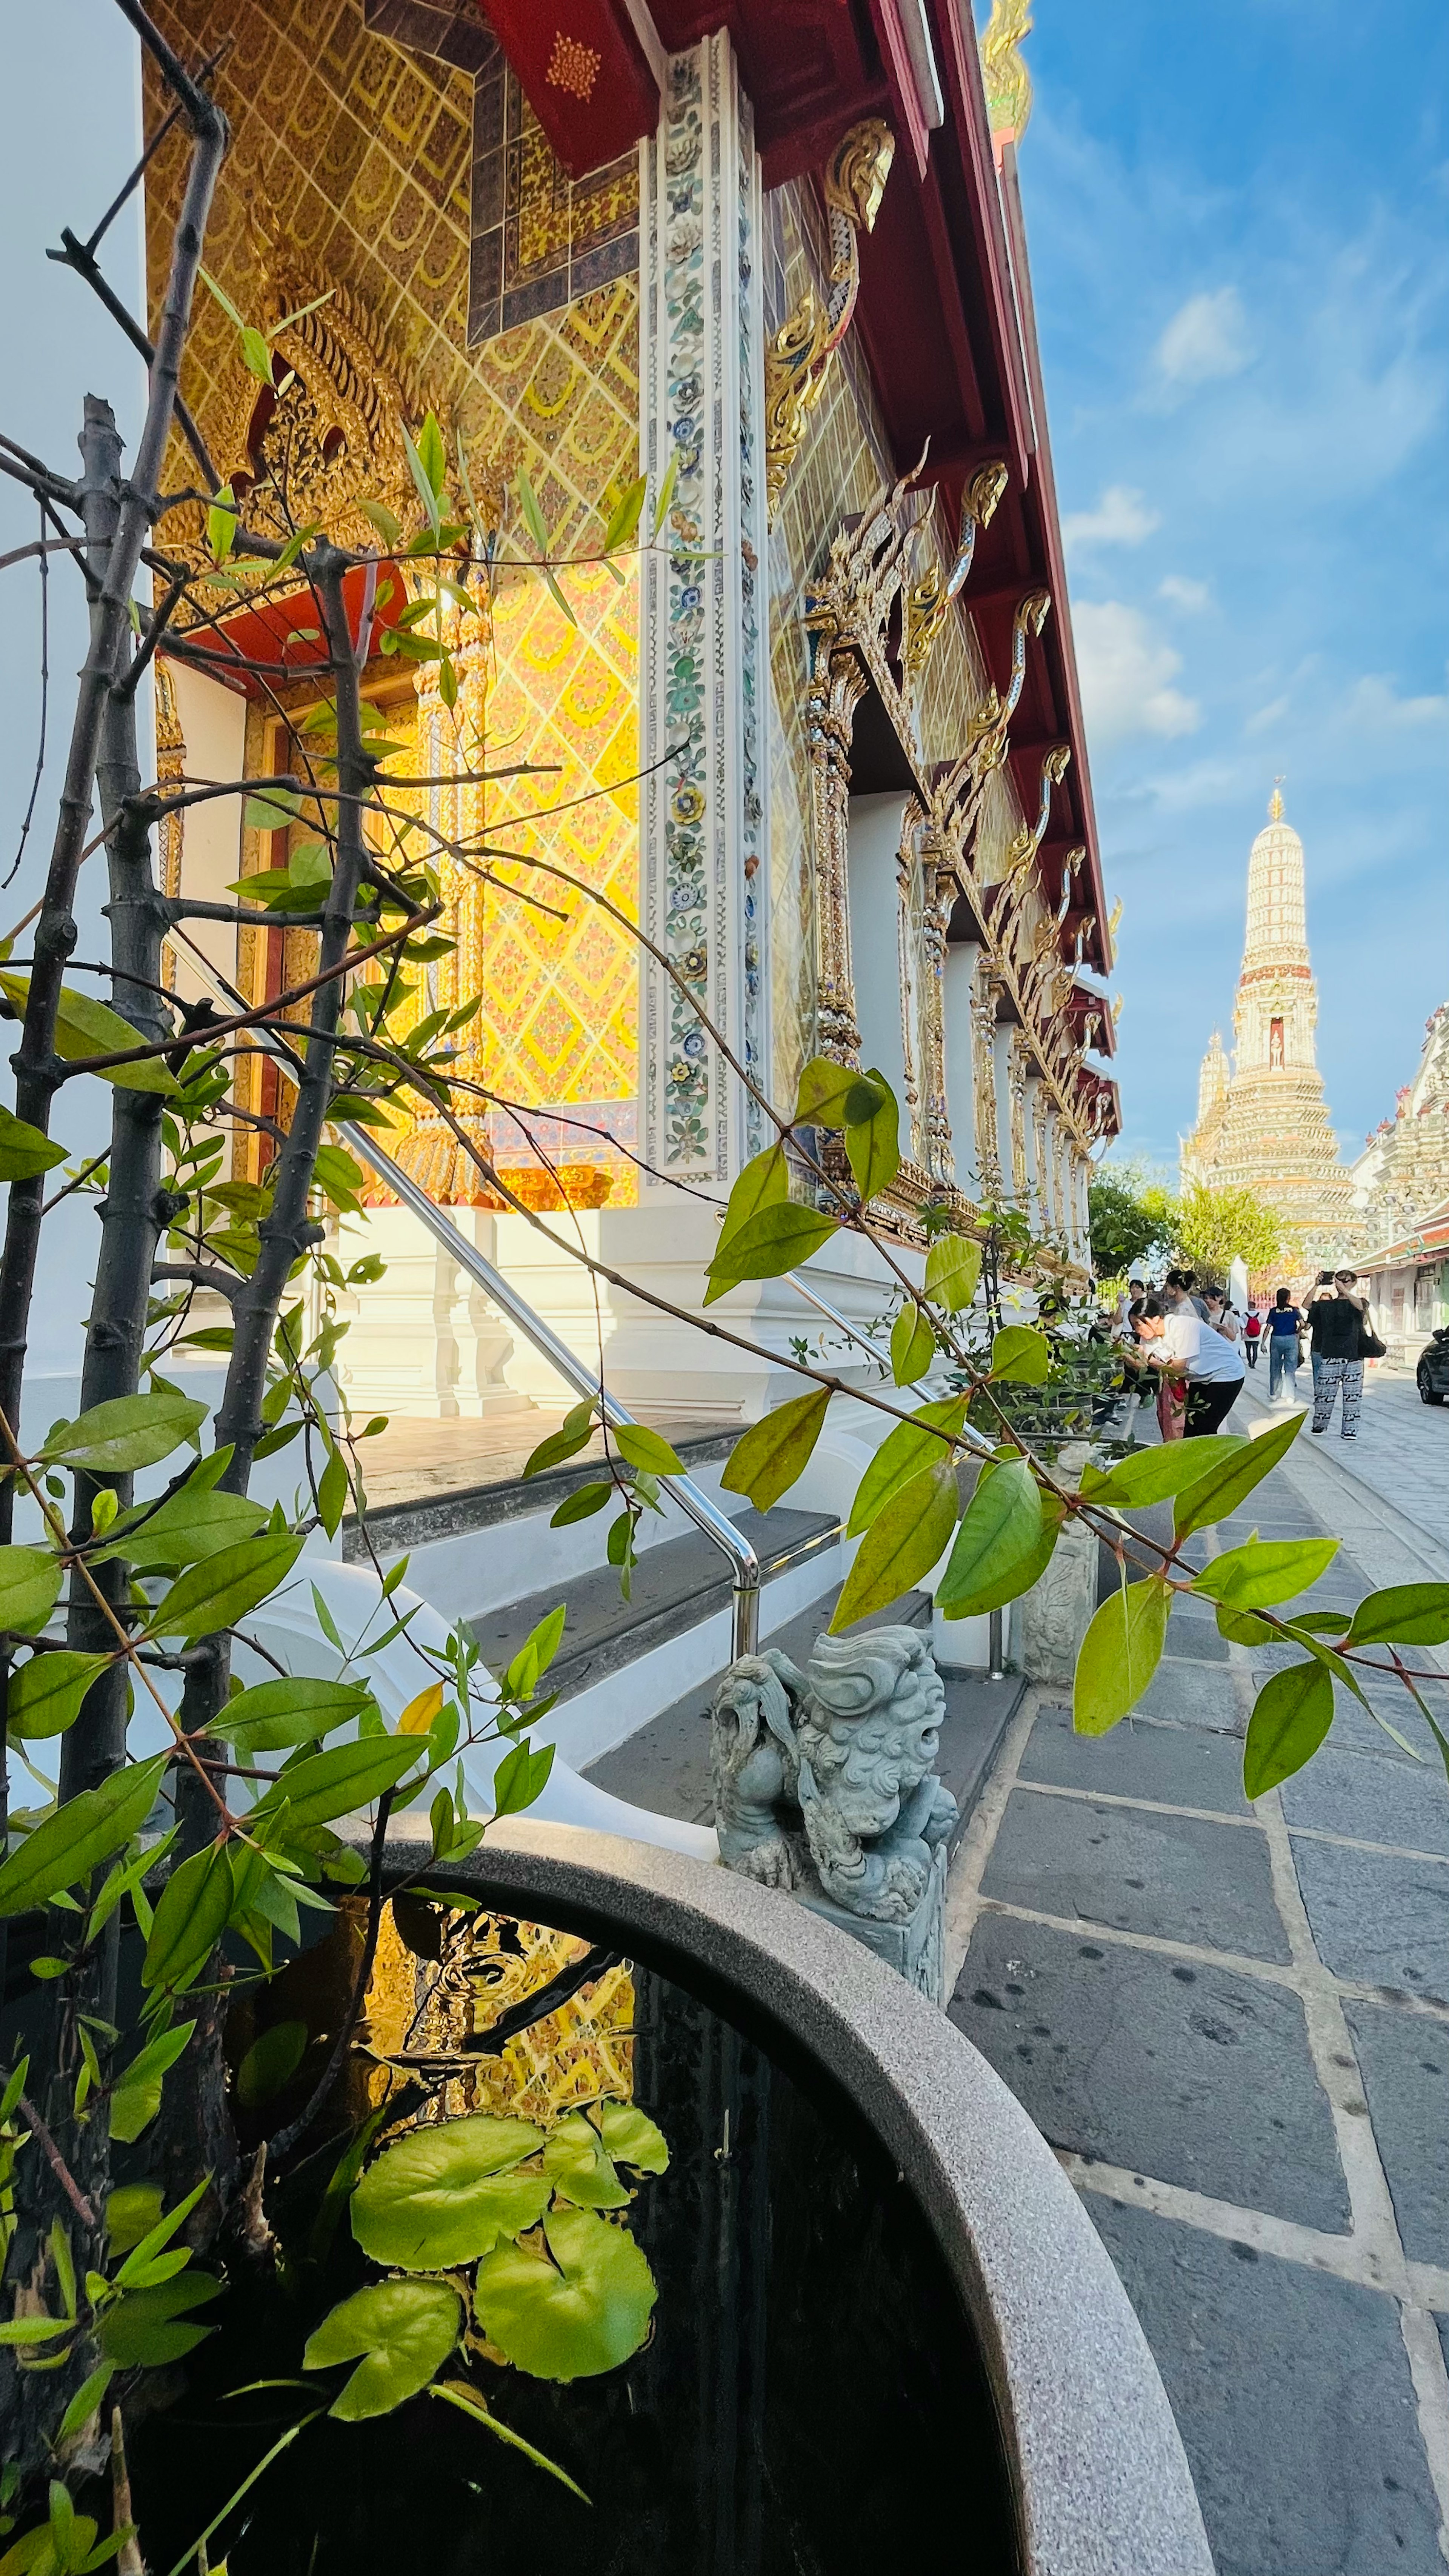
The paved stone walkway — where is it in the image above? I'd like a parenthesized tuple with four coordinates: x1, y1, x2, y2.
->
(1247, 1353, 1449, 1560)
(944, 1397, 1449, 2576)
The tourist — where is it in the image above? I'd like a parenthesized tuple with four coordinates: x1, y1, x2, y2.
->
(1163, 1267, 1210, 1321)
(1116, 1275, 1146, 1328)
(1309, 1269, 1372, 1439)
(1131, 1293, 1246, 1437)
(1266, 1287, 1304, 1406)
(1305, 1270, 1336, 1387)
(1243, 1304, 1263, 1367)
(1202, 1287, 1240, 1343)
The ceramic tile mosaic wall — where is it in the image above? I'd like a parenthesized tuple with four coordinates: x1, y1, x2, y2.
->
(144, 0, 642, 1203)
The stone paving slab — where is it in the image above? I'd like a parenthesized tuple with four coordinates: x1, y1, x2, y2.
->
(1137, 1661, 1242, 1732)
(1163, 1614, 1230, 1662)
(1088, 2198, 1446, 2576)
(949, 1909, 1349, 2228)
(1280, 1741, 1449, 1858)
(1343, 2001, 1449, 2270)
(982, 1787, 1291, 1959)
(1021, 1705, 1251, 1813)
(1290, 1835, 1449, 2002)
(943, 1394, 1449, 2571)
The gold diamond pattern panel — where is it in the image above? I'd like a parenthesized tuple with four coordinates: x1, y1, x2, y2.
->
(143, 0, 641, 1199)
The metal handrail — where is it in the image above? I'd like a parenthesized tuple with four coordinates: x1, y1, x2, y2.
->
(784, 1271, 996, 1457)
(173, 947, 761, 1656)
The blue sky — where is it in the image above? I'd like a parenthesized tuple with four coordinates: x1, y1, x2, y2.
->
(1015, 1, 1449, 1177)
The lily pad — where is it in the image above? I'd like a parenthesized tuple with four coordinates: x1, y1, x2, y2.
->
(351, 2114, 549, 2268)
(473, 2205, 657, 2382)
(303, 2278, 461, 2421)
(542, 2112, 629, 2209)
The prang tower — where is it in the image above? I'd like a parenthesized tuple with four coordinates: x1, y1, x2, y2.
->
(1181, 792, 1357, 1257)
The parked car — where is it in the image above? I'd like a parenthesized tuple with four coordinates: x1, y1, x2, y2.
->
(1417, 1328, 1449, 1404)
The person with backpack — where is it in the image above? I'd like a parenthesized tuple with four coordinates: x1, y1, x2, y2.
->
(1243, 1305, 1263, 1368)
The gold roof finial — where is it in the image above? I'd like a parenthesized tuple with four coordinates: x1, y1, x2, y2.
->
(981, 0, 1033, 148)
(1269, 776, 1285, 822)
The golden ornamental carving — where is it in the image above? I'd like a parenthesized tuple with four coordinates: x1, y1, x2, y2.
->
(902, 461, 1008, 702)
(998, 740, 1071, 898)
(964, 587, 1051, 774)
(981, 0, 1033, 145)
(154, 660, 186, 990)
(764, 119, 895, 527)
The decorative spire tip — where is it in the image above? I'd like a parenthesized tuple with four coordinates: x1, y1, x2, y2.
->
(1268, 777, 1285, 823)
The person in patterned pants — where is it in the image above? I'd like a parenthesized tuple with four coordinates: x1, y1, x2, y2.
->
(1311, 1356, 1363, 1438)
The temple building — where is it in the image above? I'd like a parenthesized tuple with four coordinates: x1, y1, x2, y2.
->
(1350, 1003, 1449, 1360)
(1181, 793, 1357, 1267)
(141, 0, 1119, 1430)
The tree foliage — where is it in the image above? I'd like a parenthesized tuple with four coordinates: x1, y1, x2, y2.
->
(1088, 1165, 1179, 1280)
(1175, 1180, 1283, 1278)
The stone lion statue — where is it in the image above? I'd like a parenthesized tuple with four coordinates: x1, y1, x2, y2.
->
(710, 1625, 957, 1928)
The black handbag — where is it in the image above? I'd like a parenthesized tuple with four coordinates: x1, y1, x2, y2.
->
(1358, 1310, 1386, 1360)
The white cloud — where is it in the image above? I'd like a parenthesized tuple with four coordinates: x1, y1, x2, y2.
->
(1244, 691, 1292, 738)
(1073, 600, 1201, 746)
(1159, 574, 1211, 612)
(1342, 672, 1449, 734)
(1155, 286, 1252, 386)
(1062, 484, 1160, 554)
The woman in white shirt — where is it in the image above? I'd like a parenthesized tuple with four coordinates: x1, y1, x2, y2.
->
(1132, 1293, 1246, 1438)
(1201, 1288, 1240, 1344)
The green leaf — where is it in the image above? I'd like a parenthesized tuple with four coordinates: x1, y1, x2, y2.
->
(240, 324, 274, 384)
(1192, 1536, 1340, 1612)
(416, 409, 448, 501)
(236, 2019, 308, 2109)
(474, 2204, 656, 2382)
(0, 976, 178, 1097)
(55, 2361, 115, 2448)
(39, 1391, 207, 1473)
(0, 1104, 66, 1180)
(793, 1056, 860, 1128)
(543, 2110, 629, 2209)
(1173, 1411, 1304, 1538)
(890, 1301, 937, 1386)
(208, 1676, 372, 1756)
(651, 444, 680, 538)
(704, 1201, 837, 1302)
(145, 1531, 305, 1641)
(105, 2183, 163, 2255)
(91, 1488, 267, 1575)
(847, 1398, 966, 1537)
(0, 1547, 63, 1637)
(492, 1739, 555, 1818)
(206, 481, 237, 565)
(350, 2115, 546, 2269)
(1215, 1602, 1277, 1647)
(142, 1845, 232, 1996)
(5, 1650, 108, 1740)
(313, 1142, 366, 1212)
(602, 472, 647, 552)
(721, 1387, 830, 1513)
(112, 2173, 209, 2286)
(251, 1733, 422, 1831)
(990, 1324, 1051, 1385)
(923, 1232, 982, 1314)
(243, 788, 302, 831)
(714, 1144, 789, 1264)
(357, 498, 402, 549)
(1073, 1574, 1172, 1736)
(501, 1604, 566, 1703)
(1346, 1583, 1449, 1647)
(844, 1070, 900, 1205)
(305, 2279, 461, 2421)
(198, 266, 245, 331)
(1243, 1659, 1335, 1798)
(595, 2098, 669, 2173)
(318, 1447, 349, 1539)
(108, 2020, 195, 2143)
(98, 2272, 223, 2367)
(550, 1481, 612, 1527)
(516, 466, 550, 553)
(402, 421, 443, 537)
(522, 1410, 597, 1478)
(829, 1461, 959, 1631)
(1079, 1438, 1250, 1509)
(936, 1458, 1045, 1618)
(0, 1755, 166, 1919)
(612, 1422, 684, 1477)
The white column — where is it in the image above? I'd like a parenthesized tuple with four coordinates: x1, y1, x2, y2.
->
(1023, 1069, 1043, 1231)
(943, 941, 979, 1195)
(640, 33, 769, 1190)
(847, 792, 911, 1103)
(992, 1022, 1017, 1212)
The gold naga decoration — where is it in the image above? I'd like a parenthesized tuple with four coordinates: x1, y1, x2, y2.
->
(962, 587, 1051, 774)
(999, 740, 1071, 897)
(902, 460, 1009, 701)
(763, 118, 895, 526)
(980, 0, 1034, 146)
